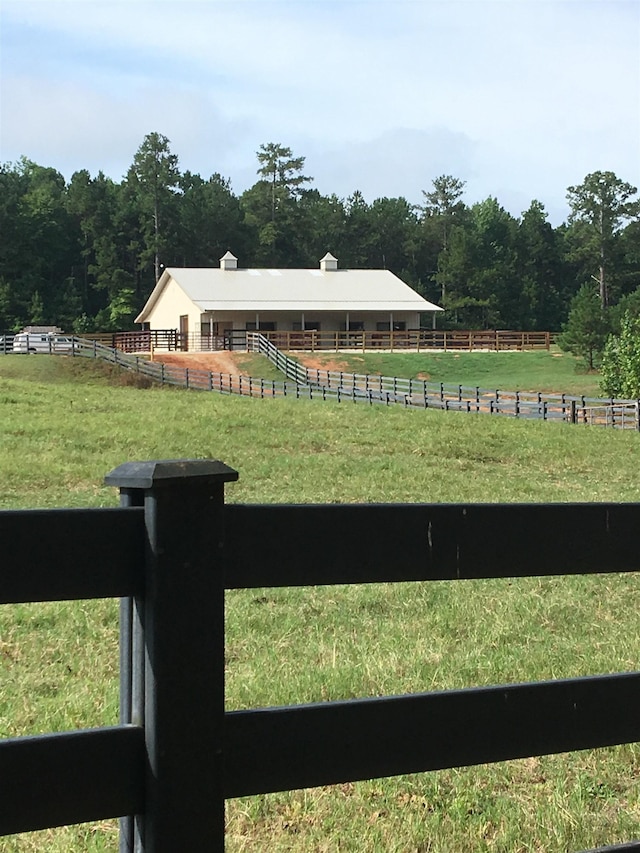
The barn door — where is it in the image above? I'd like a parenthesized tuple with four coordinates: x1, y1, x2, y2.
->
(179, 315, 189, 351)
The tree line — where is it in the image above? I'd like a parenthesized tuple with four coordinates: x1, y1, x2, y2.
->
(1, 132, 638, 337)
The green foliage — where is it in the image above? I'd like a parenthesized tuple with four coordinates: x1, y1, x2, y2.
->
(600, 311, 640, 397)
(241, 142, 313, 266)
(566, 171, 640, 308)
(557, 284, 610, 369)
(107, 287, 138, 330)
(130, 131, 180, 284)
(515, 200, 566, 329)
(72, 313, 95, 334)
(2, 139, 640, 340)
(0, 277, 14, 329)
(433, 197, 521, 328)
(28, 291, 44, 324)
(608, 286, 640, 333)
(176, 171, 250, 265)
(421, 175, 467, 303)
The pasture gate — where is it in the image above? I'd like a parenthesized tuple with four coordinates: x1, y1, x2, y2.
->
(1, 459, 640, 852)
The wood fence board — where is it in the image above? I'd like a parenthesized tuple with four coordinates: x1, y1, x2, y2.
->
(0, 726, 145, 835)
(224, 672, 640, 797)
(0, 507, 144, 602)
(223, 503, 640, 588)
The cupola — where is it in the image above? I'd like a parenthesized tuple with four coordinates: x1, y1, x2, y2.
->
(319, 252, 338, 272)
(220, 251, 238, 271)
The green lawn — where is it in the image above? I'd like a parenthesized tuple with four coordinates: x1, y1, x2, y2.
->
(228, 351, 286, 382)
(1, 355, 639, 852)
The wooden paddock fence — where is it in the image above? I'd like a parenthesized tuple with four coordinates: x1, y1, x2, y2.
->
(1, 459, 640, 851)
(68, 328, 552, 353)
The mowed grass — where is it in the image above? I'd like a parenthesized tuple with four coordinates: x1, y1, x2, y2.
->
(1, 354, 640, 852)
(292, 347, 602, 396)
(231, 351, 287, 382)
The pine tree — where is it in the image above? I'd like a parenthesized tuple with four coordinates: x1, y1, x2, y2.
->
(557, 283, 610, 369)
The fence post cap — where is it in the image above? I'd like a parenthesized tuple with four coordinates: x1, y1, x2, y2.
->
(105, 458, 239, 490)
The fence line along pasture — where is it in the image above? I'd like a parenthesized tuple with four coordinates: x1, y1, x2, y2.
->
(247, 333, 640, 430)
(1, 333, 638, 430)
(3, 459, 640, 851)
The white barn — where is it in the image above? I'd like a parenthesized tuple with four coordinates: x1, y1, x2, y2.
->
(135, 253, 442, 345)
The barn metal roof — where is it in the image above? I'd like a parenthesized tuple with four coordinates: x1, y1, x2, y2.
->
(136, 265, 442, 322)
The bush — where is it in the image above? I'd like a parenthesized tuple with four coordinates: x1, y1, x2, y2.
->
(600, 311, 640, 397)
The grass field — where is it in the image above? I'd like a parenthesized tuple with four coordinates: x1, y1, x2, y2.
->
(1, 354, 639, 852)
(290, 348, 603, 397)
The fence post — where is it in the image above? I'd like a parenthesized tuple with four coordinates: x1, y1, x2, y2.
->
(105, 459, 239, 853)
(116, 485, 145, 853)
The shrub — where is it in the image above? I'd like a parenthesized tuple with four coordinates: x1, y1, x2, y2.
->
(600, 310, 640, 397)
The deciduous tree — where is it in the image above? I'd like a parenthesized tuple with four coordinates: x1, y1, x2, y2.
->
(600, 311, 640, 397)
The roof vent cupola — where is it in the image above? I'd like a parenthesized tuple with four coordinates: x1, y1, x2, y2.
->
(319, 252, 338, 272)
(220, 251, 238, 271)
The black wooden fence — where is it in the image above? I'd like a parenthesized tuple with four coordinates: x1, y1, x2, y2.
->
(1, 460, 640, 852)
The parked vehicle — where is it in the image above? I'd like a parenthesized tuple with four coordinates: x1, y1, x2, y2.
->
(12, 333, 76, 354)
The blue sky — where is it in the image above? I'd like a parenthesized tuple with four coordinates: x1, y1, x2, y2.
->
(1, 0, 639, 224)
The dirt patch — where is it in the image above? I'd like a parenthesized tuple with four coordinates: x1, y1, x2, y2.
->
(153, 351, 245, 374)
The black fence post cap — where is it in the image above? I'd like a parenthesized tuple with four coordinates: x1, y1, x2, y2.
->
(104, 459, 239, 490)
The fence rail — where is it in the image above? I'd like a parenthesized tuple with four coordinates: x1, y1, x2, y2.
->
(5, 328, 550, 353)
(248, 333, 640, 429)
(254, 328, 552, 352)
(1, 461, 640, 851)
(1, 334, 638, 429)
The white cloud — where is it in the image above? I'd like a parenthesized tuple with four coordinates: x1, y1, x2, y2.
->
(305, 127, 480, 204)
(1, 0, 638, 224)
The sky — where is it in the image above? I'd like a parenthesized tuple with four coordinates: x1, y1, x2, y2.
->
(1, 0, 639, 226)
